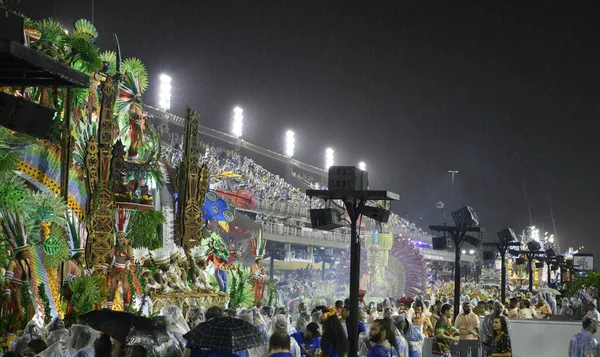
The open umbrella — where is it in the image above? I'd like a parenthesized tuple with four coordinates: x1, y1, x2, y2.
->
(80, 310, 168, 345)
(535, 287, 560, 296)
(184, 317, 264, 352)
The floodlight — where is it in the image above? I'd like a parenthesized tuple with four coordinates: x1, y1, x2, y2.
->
(285, 130, 295, 157)
(232, 106, 243, 138)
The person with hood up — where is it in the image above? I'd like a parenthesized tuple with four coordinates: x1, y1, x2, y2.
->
(400, 314, 423, 357)
(67, 325, 99, 356)
(391, 316, 410, 357)
(267, 314, 301, 357)
(569, 316, 598, 357)
(161, 305, 190, 346)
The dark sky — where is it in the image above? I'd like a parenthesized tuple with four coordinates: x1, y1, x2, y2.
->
(19, 1, 600, 257)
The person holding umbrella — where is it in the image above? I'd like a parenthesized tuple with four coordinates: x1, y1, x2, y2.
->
(184, 315, 263, 357)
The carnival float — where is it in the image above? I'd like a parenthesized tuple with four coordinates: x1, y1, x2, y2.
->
(0, 9, 274, 344)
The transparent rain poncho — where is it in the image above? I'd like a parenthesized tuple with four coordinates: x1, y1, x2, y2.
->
(71, 347, 94, 357)
(67, 325, 99, 355)
(187, 307, 205, 329)
(268, 315, 301, 357)
(47, 329, 70, 352)
(239, 310, 266, 357)
(45, 317, 65, 335)
(160, 305, 190, 337)
(24, 320, 45, 340)
(295, 312, 310, 332)
(37, 342, 63, 357)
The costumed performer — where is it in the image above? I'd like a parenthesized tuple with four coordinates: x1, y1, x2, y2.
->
(104, 209, 134, 309)
(206, 232, 232, 293)
(0, 208, 35, 337)
(251, 229, 268, 305)
(63, 213, 87, 316)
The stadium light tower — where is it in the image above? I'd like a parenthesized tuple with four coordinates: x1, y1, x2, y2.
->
(231, 106, 244, 138)
(158, 74, 172, 111)
(285, 130, 295, 157)
(325, 148, 334, 170)
(358, 161, 366, 171)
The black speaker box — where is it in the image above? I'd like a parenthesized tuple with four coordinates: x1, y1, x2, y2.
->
(432, 237, 450, 250)
(483, 251, 497, 261)
(0, 92, 55, 139)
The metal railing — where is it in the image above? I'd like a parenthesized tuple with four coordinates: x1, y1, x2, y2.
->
(255, 199, 311, 219)
(262, 221, 350, 244)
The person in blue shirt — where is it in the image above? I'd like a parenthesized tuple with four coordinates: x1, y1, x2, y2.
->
(368, 318, 399, 357)
(291, 322, 321, 357)
(341, 307, 367, 337)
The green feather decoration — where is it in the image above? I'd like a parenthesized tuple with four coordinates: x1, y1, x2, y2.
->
(73, 19, 98, 42)
(121, 58, 149, 93)
(99, 51, 117, 74)
(22, 192, 69, 227)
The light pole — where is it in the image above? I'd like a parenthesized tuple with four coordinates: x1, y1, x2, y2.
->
(448, 170, 459, 208)
(325, 148, 334, 170)
(231, 106, 243, 138)
(158, 74, 172, 111)
(285, 130, 295, 158)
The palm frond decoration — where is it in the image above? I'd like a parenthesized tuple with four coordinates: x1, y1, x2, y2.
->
(69, 274, 108, 316)
(22, 192, 69, 227)
(65, 36, 102, 74)
(0, 172, 28, 207)
(73, 121, 97, 167)
(0, 150, 20, 176)
(121, 58, 148, 93)
(32, 18, 67, 59)
(99, 50, 117, 74)
(73, 19, 98, 42)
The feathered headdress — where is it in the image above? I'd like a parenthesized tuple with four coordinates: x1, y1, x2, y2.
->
(66, 212, 87, 256)
(175, 246, 187, 263)
(133, 247, 149, 265)
(114, 209, 131, 239)
(399, 296, 415, 306)
(151, 246, 171, 265)
(250, 229, 267, 260)
(0, 206, 29, 252)
(189, 245, 207, 261)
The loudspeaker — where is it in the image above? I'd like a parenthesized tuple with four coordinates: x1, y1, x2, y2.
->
(451, 206, 479, 227)
(360, 205, 391, 223)
(483, 251, 497, 261)
(328, 166, 368, 191)
(464, 235, 481, 247)
(516, 257, 526, 265)
(310, 208, 344, 231)
(535, 262, 544, 268)
(432, 237, 450, 250)
(497, 228, 517, 243)
(0, 92, 56, 139)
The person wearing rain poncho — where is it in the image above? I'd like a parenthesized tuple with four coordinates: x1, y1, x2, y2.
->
(239, 309, 267, 357)
(569, 316, 599, 357)
(67, 325, 99, 356)
(161, 305, 191, 349)
(390, 316, 410, 357)
(188, 307, 205, 329)
(561, 298, 575, 316)
(267, 315, 301, 357)
(399, 314, 423, 357)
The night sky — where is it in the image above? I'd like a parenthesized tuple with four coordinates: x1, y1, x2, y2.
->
(18, 1, 600, 258)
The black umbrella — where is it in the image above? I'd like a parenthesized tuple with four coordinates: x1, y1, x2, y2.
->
(184, 317, 264, 352)
(80, 309, 169, 345)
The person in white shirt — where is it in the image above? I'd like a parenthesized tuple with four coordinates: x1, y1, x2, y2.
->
(585, 301, 600, 322)
(518, 300, 537, 319)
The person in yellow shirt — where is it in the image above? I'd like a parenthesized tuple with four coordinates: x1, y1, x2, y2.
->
(454, 302, 480, 340)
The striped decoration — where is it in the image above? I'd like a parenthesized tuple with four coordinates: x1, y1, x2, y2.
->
(29, 245, 59, 321)
(17, 142, 89, 219)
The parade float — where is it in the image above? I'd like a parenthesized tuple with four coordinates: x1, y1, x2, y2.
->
(0, 9, 264, 343)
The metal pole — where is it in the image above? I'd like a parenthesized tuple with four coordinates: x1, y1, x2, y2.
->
(500, 250, 506, 304)
(347, 197, 362, 357)
(528, 255, 534, 293)
(547, 259, 552, 285)
(269, 254, 274, 280)
(453, 232, 462, 321)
